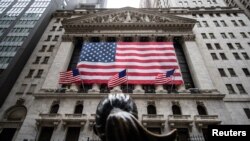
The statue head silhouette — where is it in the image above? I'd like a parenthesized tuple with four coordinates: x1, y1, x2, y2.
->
(94, 94, 177, 141)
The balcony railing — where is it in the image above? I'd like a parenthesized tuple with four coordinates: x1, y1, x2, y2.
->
(168, 115, 193, 127)
(194, 115, 221, 127)
(36, 113, 62, 126)
(62, 114, 87, 127)
(65, 114, 87, 118)
(39, 113, 62, 119)
(142, 114, 165, 127)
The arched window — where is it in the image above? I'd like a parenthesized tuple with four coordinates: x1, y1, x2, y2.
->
(74, 104, 83, 114)
(197, 105, 207, 115)
(147, 105, 156, 115)
(172, 105, 181, 115)
(50, 104, 59, 114)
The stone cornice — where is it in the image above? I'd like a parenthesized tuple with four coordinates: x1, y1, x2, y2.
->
(34, 93, 225, 100)
(53, 7, 244, 18)
(223, 97, 250, 102)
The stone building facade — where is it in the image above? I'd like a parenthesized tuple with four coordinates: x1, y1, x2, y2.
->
(224, 0, 250, 19)
(0, 4, 250, 141)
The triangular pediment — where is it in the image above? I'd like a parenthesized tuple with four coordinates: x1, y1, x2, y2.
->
(63, 7, 195, 25)
(62, 7, 196, 32)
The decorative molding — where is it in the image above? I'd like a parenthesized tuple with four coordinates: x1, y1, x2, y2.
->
(61, 34, 74, 42)
(34, 93, 225, 100)
(183, 34, 196, 41)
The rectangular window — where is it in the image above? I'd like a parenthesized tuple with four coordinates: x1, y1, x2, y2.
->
(236, 84, 247, 94)
(206, 43, 213, 50)
(214, 43, 222, 50)
(197, 22, 201, 27)
(53, 35, 59, 41)
(35, 69, 43, 78)
(227, 43, 235, 50)
(25, 69, 35, 78)
(228, 33, 236, 39)
(240, 32, 248, 38)
(202, 21, 209, 27)
(231, 20, 238, 26)
(211, 53, 218, 60)
(50, 26, 56, 31)
(209, 33, 215, 39)
(216, 13, 221, 17)
(238, 20, 246, 26)
(45, 35, 52, 41)
(65, 127, 81, 141)
(47, 45, 55, 52)
(218, 68, 227, 77)
(55, 18, 60, 23)
(201, 33, 208, 39)
(242, 52, 250, 60)
(226, 84, 236, 94)
(220, 53, 227, 60)
(228, 68, 237, 77)
(242, 68, 250, 76)
(58, 26, 63, 31)
(220, 20, 227, 26)
(39, 45, 47, 52)
(221, 33, 227, 39)
(235, 43, 243, 49)
(213, 21, 220, 27)
(233, 52, 241, 60)
(42, 56, 49, 64)
(33, 56, 41, 64)
(38, 127, 54, 141)
(243, 108, 250, 119)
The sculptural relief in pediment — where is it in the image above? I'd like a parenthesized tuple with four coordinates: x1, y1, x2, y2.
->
(80, 11, 173, 24)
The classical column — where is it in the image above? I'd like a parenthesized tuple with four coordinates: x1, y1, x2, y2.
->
(110, 86, 122, 93)
(182, 35, 215, 90)
(133, 85, 145, 94)
(66, 84, 79, 92)
(42, 37, 75, 90)
(155, 85, 167, 93)
(88, 84, 100, 94)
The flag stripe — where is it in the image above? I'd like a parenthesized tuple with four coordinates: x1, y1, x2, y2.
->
(77, 42, 184, 85)
(77, 65, 179, 70)
(80, 72, 182, 77)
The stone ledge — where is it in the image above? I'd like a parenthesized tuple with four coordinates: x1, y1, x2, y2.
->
(34, 93, 225, 100)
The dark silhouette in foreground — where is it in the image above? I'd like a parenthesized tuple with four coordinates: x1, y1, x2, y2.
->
(93, 94, 177, 141)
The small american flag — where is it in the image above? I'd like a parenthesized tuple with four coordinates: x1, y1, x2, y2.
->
(108, 69, 127, 88)
(59, 69, 81, 84)
(155, 69, 175, 85)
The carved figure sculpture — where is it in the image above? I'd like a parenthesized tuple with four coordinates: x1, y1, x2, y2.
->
(94, 94, 177, 141)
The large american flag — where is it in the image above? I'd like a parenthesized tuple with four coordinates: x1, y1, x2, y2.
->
(77, 42, 183, 85)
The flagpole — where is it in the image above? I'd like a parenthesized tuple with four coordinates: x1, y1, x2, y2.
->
(170, 75, 175, 93)
(126, 68, 128, 94)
